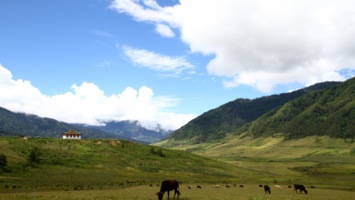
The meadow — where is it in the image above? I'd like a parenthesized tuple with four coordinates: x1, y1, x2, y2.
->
(0, 136, 355, 199)
(1, 184, 354, 200)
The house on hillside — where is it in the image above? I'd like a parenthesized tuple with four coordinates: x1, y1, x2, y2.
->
(62, 130, 82, 139)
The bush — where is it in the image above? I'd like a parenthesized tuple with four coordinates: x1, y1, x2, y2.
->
(0, 154, 7, 171)
(28, 147, 41, 164)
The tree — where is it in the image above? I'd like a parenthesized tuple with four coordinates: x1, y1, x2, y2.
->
(28, 147, 41, 164)
(0, 154, 7, 171)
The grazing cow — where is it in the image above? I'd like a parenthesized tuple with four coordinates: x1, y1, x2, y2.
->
(239, 185, 244, 188)
(197, 185, 202, 189)
(288, 185, 292, 189)
(156, 180, 180, 200)
(259, 184, 263, 187)
(212, 184, 220, 188)
(294, 184, 308, 194)
(226, 184, 230, 188)
(187, 186, 191, 189)
(274, 185, 281, 188)
(264, 185, 271, 194)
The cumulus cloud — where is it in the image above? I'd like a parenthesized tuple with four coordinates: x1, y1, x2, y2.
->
(110, 0, 355, 92)
(0, 64, 196, 131)
(123, 45, 195, 76)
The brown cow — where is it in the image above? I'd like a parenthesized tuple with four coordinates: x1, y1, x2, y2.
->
(156, 180, 180, 200)
(294, 184, 308, 194)
(264, 185, 271, 194)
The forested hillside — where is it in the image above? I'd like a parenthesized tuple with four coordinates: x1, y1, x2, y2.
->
(88, 121, 172, 143)
(239, 77, 355, 139)
(0, 107, 119, 139)
(0, 107, 170, 143)
(169, 81, 340, 143)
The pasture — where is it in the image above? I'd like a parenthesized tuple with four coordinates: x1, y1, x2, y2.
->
(1, 184, 354, 200)
(1, 136, 355, 199)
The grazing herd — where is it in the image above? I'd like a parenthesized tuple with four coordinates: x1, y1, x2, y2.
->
(155, 180, 310, 199)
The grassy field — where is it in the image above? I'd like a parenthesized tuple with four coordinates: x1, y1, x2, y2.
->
(156, 135, 355, 189)
(1, 184, 354, 200)
(0, 137, 246, 192)
(0, 136, 354, 199)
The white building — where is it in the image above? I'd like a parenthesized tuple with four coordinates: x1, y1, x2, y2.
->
(62, 130, 82, 139)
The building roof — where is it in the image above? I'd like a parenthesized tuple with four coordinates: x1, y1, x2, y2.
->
(63, 129, 81, 135)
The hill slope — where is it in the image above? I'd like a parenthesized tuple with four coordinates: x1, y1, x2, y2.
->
(88, 121, 172, 143)
(0, 107, 170, 143)
(0, 137, 244, 189)
(168, 81, 340, 143)
(239, 77, 355, 139)
(0, 107, 120, 139)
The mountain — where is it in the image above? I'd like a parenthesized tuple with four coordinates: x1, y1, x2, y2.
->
(0, 107, 121, 139)
(0, 107, 171, 143)
(239, 77, 355, 139)
(168, 81, 340, 143)
(88, 121, 172, 143)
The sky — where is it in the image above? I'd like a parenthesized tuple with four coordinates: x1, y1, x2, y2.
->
(1, 0, 354, 131)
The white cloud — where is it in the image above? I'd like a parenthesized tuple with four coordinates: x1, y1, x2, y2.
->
(0, 64, 196, 131)
(110, 0, 355, 92)
(155, 23, 175, 38)
(123, 45, 195, 76)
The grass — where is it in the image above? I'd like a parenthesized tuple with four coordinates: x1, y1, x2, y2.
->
(0, 137, 245, 192)
(1, 136, 355, 199)
(1, 184, 354, 200)
(156, 135, 355, 189)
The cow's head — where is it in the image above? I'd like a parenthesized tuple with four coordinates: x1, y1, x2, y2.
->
(156, 192, 164, 200)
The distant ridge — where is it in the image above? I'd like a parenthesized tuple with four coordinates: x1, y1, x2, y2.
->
(168, 81, 341, 143)
(0, 106, 171, 143)
(240, 77, 355, 139)
(88, 121, 172, 143)
(0, 107, 123, 140)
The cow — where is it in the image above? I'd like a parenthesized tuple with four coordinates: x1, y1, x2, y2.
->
(156, 180, 180, 200)
(294, 184, 308, 194)
(264, 185, 271, 194)
(197, 185, 202, 189)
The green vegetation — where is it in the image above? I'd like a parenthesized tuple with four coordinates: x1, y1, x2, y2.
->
(169, 81, 340, 143)
(1, 184, 355, 200)
(241, 77, 355, 139)
(0, 136, 354, 199)
(0, 137, 244, 192)
(0, 154, 7, 171)
(0, 107, 119, 139)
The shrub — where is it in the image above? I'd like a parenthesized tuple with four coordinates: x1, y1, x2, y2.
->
(0, 154, 7, 171)
(28, 147, 42, 164)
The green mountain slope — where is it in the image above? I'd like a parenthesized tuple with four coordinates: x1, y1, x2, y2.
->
(0, 107, 119, 139)
(240, 77, 355, 139)
(168, 81, 340, 143)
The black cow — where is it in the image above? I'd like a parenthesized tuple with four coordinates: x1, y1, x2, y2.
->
(156, 180, 180, 200)
(294, 184, 308, 194)
(264, 185, 271, 194)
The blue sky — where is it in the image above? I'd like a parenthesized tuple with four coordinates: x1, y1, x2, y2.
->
(1, 0, 354, 131)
